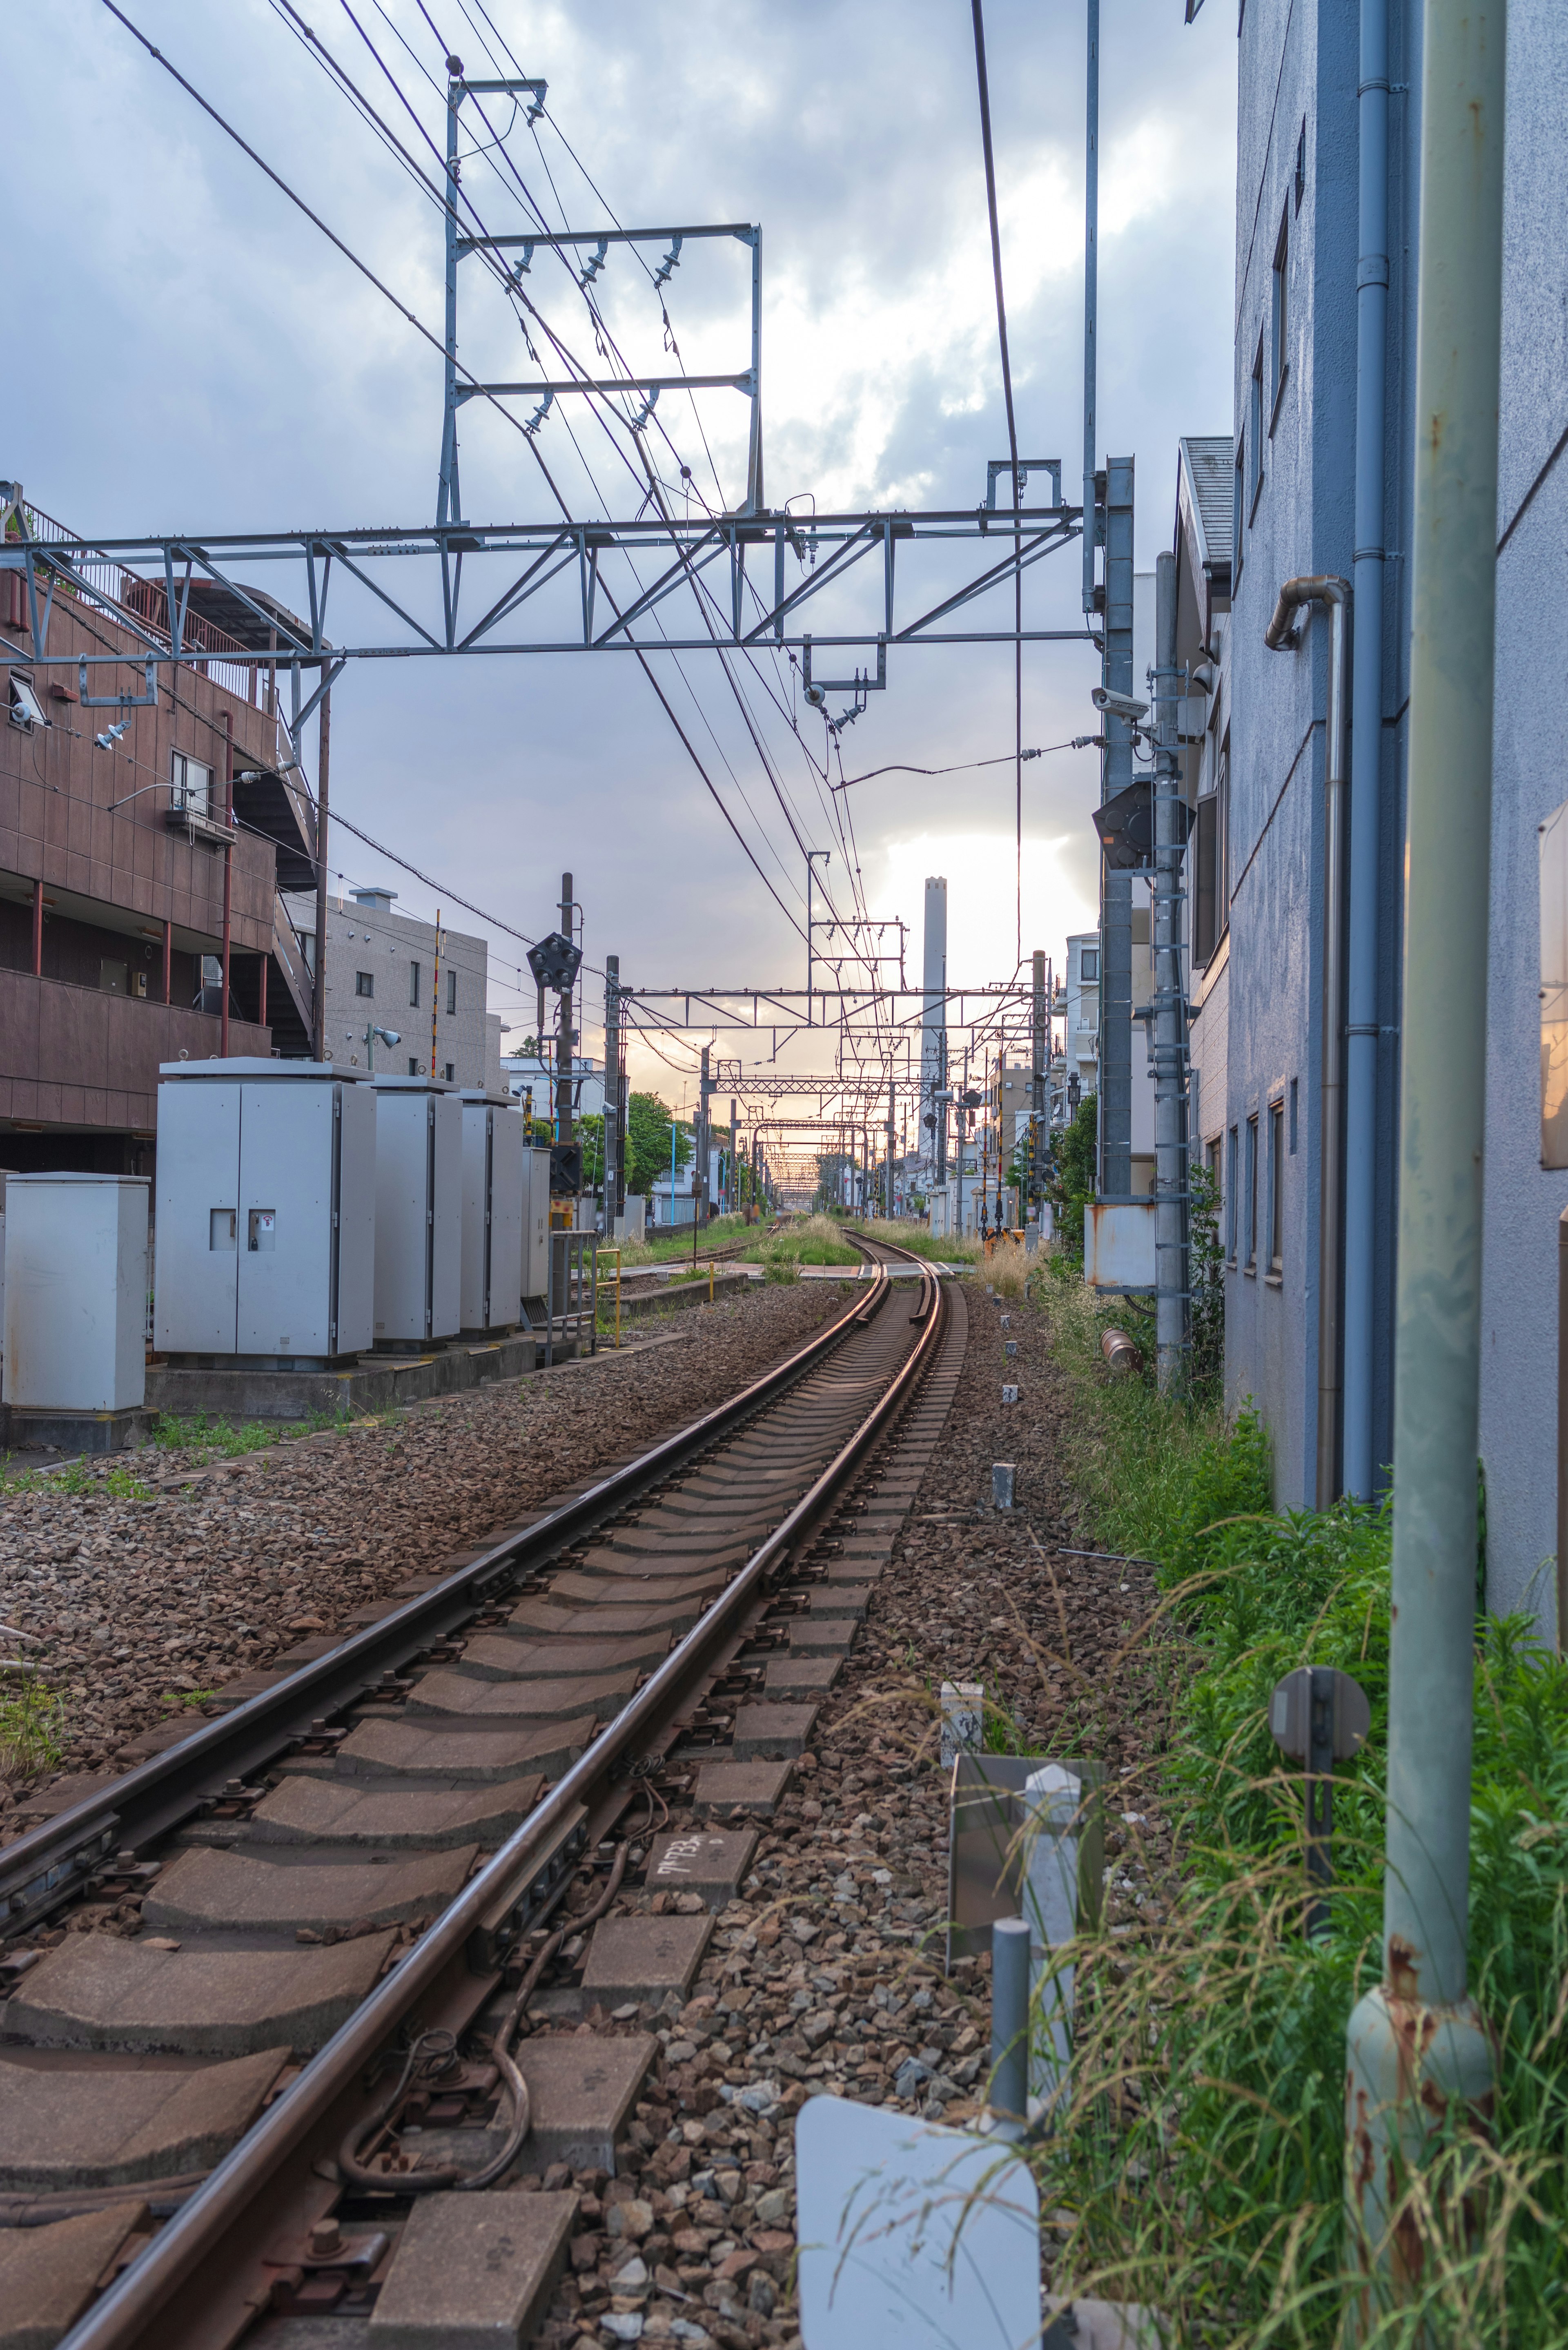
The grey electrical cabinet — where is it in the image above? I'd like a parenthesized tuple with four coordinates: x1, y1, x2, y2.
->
(522, 1147, 552, 1312)
(4, 1174, 150, 1409)
(372, 1076, 462, 1346)
(154, 1061, 375, 1363)
(459, 1092, 525, 1336)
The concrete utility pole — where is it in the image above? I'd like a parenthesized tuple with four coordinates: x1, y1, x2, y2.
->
(886, 1082, 896, 1217)
(1099, 457, 1135, 1199)
(1344, 0, 1503, 2297)
(1152, 552, 1190, 1388)
(555, 872, 575, 1147)
(603, 955, 620, 1218)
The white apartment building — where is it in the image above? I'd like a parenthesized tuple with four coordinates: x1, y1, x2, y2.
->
(283, 887, 499, 1086)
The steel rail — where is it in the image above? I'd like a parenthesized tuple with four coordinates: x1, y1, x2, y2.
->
(0, 1260, 886, 1942)
(65, 1240, 941, 2350)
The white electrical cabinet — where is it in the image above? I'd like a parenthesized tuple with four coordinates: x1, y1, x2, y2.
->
(373, 1077, 462, 1345)
(3, 1174, 149, 1409)
(154, 1061, 375, 1362)
(459, 1092, 525, 1335)
(522, 1148, 552, 1309)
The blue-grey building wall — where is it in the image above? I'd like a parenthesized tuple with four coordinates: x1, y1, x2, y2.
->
(1221, 0, 1419, 1510)
(1223, 0, 1568, 1633)
(1479, 0, 1568, 1635)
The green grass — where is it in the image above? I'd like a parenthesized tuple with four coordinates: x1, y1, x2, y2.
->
(1, 1459, 151, 1500)
(150, 1407, 349, 1464)
(1024, 1275, 1568, 2347)
(615, 1212, 756, 1267)
(0, 1679, 67, 1781)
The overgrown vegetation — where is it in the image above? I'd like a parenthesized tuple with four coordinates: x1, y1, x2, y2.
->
(1043, 1090, 1097, 1264)
(743, 1214, 862, 1269)
(1025, 1277, 1568, 2346)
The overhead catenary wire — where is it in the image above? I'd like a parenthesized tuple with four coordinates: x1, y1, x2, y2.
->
(969, 0, 1025, 968)
(98, 0, 828, 951)
(831, 739, 1094, 791)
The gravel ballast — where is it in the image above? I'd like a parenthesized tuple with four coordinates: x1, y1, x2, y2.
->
(525, 1273, 1178, 2350)
(0, 1285, 859, 1809)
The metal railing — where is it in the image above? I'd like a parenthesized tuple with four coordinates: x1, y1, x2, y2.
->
(8, 496, 280, 718)
(541, 1230, 598, 1367)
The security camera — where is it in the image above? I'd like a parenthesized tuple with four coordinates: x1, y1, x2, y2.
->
(1091, 686, 1150, 722)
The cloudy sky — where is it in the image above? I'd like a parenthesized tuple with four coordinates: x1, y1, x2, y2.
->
(7, 0, 1236, 1113)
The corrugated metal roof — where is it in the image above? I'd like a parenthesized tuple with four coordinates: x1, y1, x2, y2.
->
(1180, 435, 1234, 570)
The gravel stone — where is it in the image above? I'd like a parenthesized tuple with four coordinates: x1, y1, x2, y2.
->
(0, 1286, 848, 1802)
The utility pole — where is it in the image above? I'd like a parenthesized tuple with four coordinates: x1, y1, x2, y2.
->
(1030, 949, 1047, 1224)
(556, 872, 575, 1148)
(310, 684, 330, 1061)
(604, 955, 620, 1224)
(1151, 551, 1190, 1390)
(1099, 457, 1136, 1199)
(728, 1094, 736, 1215)
(1344, 0, 1502, 2294)
(886, 1081, 896, 1217)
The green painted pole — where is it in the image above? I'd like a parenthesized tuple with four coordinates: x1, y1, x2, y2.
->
(1344, 0, 1505, 2312)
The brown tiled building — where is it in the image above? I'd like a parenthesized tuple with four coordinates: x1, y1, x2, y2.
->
(0, 491, 318, 1176)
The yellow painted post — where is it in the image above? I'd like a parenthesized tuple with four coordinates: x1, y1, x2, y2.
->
(708, 1260, 714, 1303)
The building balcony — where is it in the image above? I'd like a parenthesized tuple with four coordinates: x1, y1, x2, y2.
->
(0, 966, 269, 1137)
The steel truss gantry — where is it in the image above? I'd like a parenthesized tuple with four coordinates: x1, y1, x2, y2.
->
(0, 493, 1095, 736)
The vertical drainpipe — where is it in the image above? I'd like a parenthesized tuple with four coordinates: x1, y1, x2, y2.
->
(1265, 575, 1349, 1505)
(1344, 0, 1504, 2300)
(1341, 0, 1391, 1502)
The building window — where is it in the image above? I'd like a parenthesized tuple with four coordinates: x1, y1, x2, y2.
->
(1249, 341, 1265, 515)
(1270, 216, 1289, 422)
(1244, 1114, 1259, 1269)
(1268, 1101, 1285, 1272)
(1295, 120, 1307, 212)
(1194, 738, 1231, 968)
(444, 1061, 455, 1083)
(1226, 1125, 1239, 1262)
(409, 962, 421, 1008)
(170, 750, 212, 816)
(446, 969, 458, 1015)
(8, 673, 46, 733)
(1079, 946, 1099, 983)
(355, 971, 374, 999)
(1289, 1075, 1299, 1154)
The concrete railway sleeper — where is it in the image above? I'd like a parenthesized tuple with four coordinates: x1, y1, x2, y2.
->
(0, 1236, 943, 2350)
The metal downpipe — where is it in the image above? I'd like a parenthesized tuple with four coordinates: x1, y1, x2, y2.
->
(1265, 574, 1350, 1506)
(1342, 0, 1391, 1503)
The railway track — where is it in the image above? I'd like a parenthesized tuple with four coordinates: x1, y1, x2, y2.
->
(0, 1233, 951, 2350)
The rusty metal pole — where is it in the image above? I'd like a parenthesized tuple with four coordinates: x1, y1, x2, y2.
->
(220, 712, 233, 1057)
(1344, 0, 1504, 2312)
(312, 691, 331, 1062)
